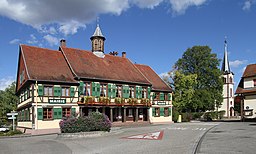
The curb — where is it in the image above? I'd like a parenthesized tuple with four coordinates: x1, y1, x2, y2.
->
(192, 123, 219, 154)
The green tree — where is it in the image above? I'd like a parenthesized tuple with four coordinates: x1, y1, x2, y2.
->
(173, 70, 197, 112)
(174, 46, 223, 111)
(0, 82, 18, 125)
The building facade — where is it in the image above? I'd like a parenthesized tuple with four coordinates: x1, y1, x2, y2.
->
(236, 64, 256, 119)
(16, 25, 173, 130)
(219, 40, 234, 117)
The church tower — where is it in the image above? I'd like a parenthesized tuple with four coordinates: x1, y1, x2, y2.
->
(90, 24, 105, 58)
(220, 39, 234, 117)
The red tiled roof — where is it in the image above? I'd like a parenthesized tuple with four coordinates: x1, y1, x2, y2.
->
(21, 45, 76, 83)
(134, 64, 172, 92)
(242, 64, 256, 78)
(60, 47, 151, 85)
(235, 78, 256, 94)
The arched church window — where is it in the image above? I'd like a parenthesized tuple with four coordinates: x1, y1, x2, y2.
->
(230, 77, 232, 83)
(223, 77, 226, 83)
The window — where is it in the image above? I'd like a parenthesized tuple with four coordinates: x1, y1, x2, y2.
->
(254, 79, 256, 87)
(61, 87, 69, 96)
(230, 88, 232, 97)
(62, 108, 71, 118)
(223, 77, 226, 83)
(87, 83, 91, 96)
(44, 86, 53, 96)
(43, 108, 53, 120)
(128, 109, 133, 117)
(230, 77, 232, 83)
(155, 92, 160, 100)
(117, 86, 122, 97)
(164, 108, 169, 117)
(100, 84, 107, 97)
(155, 108, 160, 117)
(142, 88, 147, 98)
(130, 87, 135, 98)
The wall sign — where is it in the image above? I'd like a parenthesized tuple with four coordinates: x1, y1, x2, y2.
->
(49, 99, 66, 104)
(157, 102, 166, 105)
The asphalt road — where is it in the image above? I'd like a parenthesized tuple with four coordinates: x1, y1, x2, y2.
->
(197, 122, 256, 154)
(0, 122, 220, 154)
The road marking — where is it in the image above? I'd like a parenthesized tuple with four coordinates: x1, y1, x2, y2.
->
(123, 131, 164, 140)
(162, 127, 207, 131)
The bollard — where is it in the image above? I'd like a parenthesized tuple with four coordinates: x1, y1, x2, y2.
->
(177, 114, 182, 123)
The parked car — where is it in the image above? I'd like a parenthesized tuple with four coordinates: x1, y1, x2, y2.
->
(0, 126, 9, 132)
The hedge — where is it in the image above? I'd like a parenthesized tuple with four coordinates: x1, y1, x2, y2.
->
(59, 112, 111, 133)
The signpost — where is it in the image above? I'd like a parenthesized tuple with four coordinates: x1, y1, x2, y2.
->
(7, 111, 18, 131)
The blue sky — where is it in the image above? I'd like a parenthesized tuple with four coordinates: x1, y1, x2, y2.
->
(0, 0, 255, 91)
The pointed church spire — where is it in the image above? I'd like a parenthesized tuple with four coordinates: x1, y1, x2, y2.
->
(221, 38, 231, 73)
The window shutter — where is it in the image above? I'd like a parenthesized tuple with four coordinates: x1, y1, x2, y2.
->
(112, 84, 117, 98)
(92, 82, 96, 96)
(122, 85, 129, 98)
(72, 108, 76, 116)
(108, 83, 112, 98)
(58, 108, 62, 119)
(38, 85, 44, 96)
(96, 83, 101, 97)
(78, 82, 84, 96)
(37, 108, 43, 120)
(168, 93, 172, 101)
(160, 107, 164, 116)
(58, 87, 61, 96)
(54, 86, 59, 97)
(70, 87, 75, 97)
(152, 108, 156, 117)
(139, 86, 142, 98)
(148, 87, 151, 99)
(136, 86, 139, 98)
(26, 110, 29, 121)
(160, 93, 164, 101)
(169, 107, 172, 117)
(53, 108, 58, 119)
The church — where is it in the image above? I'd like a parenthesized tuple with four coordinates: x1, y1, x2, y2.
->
(220, 40, 235, 117)
(15, 24, 173, 131)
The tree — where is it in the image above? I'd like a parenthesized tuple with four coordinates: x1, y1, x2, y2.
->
(0, 82, 18, 125)
(173, 70, 197, 112)
(174, 46, 223, 111)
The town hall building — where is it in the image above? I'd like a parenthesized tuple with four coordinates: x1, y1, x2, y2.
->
(16, 24, 173, 131)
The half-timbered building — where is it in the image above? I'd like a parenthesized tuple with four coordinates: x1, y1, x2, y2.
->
(16, 25, 173, 131)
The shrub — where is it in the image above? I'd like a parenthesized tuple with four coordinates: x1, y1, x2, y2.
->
(59, 112, 111, 133)
(172, 108, 180, 122)
(0, 130, 23, 136)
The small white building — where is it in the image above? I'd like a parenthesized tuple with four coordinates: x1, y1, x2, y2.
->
(219, 40, 234, 117)
(236, 64, 256, 119)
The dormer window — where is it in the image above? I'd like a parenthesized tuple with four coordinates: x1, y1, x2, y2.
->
(254, 79, 256, 87)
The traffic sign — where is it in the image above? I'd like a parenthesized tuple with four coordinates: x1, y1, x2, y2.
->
(7, 112, 18, 116)
(8, 117, 16, 120)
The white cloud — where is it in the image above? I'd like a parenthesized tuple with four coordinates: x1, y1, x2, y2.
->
(230, 60, 248, 68)
(43, 35, 59, 46)
(242, 0, 254, 11)
(59, 20, 86, 36)
(0, 0, 130, 35)
(0, 76, 15, 90)
(0, 0, 209, 37)
(26, 34, 38, 44)
(131, 0, 164, 9)
(9, 38, 20, 44)
(169, 0, 207, 15)
(159, 72, 170, 78)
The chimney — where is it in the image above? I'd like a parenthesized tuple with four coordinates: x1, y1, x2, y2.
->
(60, 39, 66, 47)
(122, 52, 126, 58)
